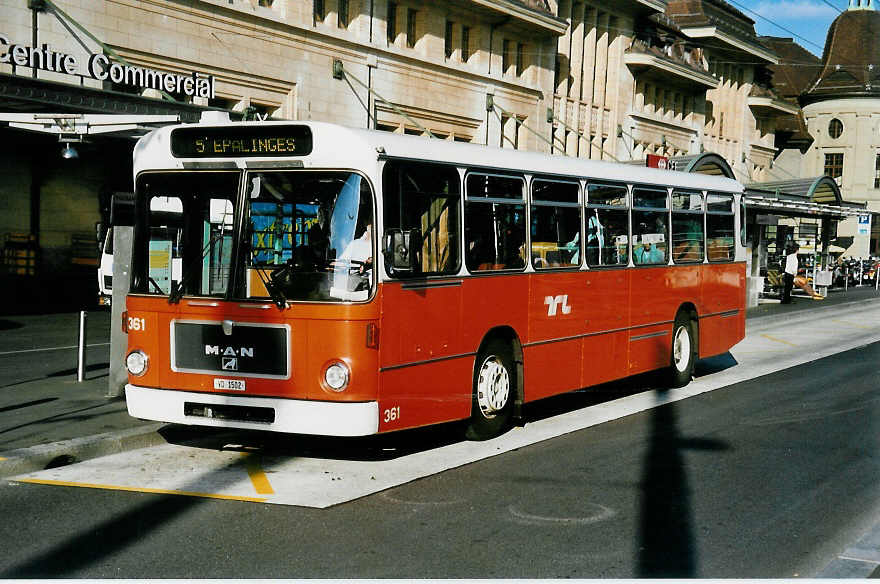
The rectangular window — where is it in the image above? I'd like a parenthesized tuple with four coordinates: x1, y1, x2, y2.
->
(338, 0, 349, 28)
(465, 174, 526, 272)
(586, 182, 628, 267)
(247, 171, 375, 302)
(134, 172, 239, 298)
(502, 39, 511, 74)
(445, 20, 454, 59)
(382, 161, 461, 277)
(516, 42, 525, 77)
(671, 190, 704, 263)
(824, 152, 844, 179)
(706, 193, 735, 262)
(406, 8, 417, 48)
(387, 2, 397, 44)
(875, 153, 880, 189)
(461, 26, 470, 62)
(314, 0, 325, 24)
(530, 179, 581, 269)
(632, 186, 669, 265)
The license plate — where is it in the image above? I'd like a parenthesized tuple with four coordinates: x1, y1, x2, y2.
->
(214, 378, 246, 391)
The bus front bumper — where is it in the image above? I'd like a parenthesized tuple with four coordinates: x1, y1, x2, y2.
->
(125, 384, 380, 436)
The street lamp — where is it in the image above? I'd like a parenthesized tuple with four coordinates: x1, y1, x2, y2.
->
(60, 142, 79, 159)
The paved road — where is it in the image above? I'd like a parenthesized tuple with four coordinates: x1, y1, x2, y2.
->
(0, 340, 877, 578)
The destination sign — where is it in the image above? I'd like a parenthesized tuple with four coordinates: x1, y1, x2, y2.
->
(170, 126, 313, 158)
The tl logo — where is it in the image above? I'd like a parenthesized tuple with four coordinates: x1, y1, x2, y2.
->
(544, 294, 572, 317)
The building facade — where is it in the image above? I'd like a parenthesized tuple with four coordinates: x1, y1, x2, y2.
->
(3, 0, 855, 312)
(0, 0, 564, 310)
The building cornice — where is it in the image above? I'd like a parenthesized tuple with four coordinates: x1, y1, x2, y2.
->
(624, 52, 718, 89)
(677, 26, 778, 63)
(747, 96, 800, 117)
(470, 0, 569, 34)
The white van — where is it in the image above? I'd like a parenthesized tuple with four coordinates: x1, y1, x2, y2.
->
(98, 227, 113, 306)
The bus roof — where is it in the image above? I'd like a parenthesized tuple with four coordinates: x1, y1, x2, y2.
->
(133, 120, 743, 194)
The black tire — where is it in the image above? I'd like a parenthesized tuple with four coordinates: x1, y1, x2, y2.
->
(464, 338, 515, 441)
(665, 312, 696, 388)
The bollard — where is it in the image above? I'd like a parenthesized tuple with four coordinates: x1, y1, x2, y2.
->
(77, 310, 87, 382)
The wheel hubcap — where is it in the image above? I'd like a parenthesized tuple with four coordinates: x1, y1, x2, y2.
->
(477, 355, 510, 417)
(673, 325, 691, 373)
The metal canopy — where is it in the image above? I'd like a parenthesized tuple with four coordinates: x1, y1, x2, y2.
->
(0, 112, 180, 140)
(668, 152, 736, 178)
(745, 176, 865, 218)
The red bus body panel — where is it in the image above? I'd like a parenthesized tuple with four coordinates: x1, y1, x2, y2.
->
(126, 262, 745, 434)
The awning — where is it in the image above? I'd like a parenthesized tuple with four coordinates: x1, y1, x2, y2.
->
(745, 176, 866, 218)
(668, 152, 735, 178)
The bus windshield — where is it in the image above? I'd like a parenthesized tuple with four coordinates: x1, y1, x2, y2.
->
(134, 172, 238, 299)
(246, 171, 374, 302)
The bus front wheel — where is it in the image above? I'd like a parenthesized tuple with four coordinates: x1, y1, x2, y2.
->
(465, 339, 514, 441)
(666, 312, 696, 388)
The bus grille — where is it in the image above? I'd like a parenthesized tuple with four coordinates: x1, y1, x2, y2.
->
(184, 401, 275, 424)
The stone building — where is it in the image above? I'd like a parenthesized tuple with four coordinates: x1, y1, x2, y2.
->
(0, 0, 564, 310)
(2, 0, 857, 312)
(786, 0, 880, 256)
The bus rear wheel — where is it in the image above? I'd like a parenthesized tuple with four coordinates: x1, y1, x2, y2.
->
(465, 339, 514, 441)
(666, 312, 696, 388)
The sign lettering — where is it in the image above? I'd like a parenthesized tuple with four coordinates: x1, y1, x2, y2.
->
(172, 126, 314, 158)
(0, 33, 215, 99)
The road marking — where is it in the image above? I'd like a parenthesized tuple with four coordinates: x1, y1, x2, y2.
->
(244, 454, 275, 495)
(10, 302, 880, 509)
(15, 478, 268, 503)
(830, 319, 872, 330)
(0, 342, 110, 357)
(760, 334, 797, 347)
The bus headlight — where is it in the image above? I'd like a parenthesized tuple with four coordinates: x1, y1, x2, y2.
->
(126, 350, 149, 377)
(324, 361, 350, 392)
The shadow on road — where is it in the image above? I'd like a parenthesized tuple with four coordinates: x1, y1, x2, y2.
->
(637, 389, 729, 577)
(0, 455, 253, 577)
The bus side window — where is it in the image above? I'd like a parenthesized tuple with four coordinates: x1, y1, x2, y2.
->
(530, 179, 580, 269)
(382, 161, 461, 277)
(464, 173, 526, 272)
(707, 193, 735, 261)
(631, 186, 669, 265)
(671, 190, 704, 263)
(586, 182, 629, 267)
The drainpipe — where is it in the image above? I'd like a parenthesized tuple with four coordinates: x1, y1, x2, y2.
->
(29, 0, 47, 78)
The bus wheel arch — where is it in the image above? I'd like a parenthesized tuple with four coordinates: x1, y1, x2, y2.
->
(465, 327, 523, 441)
(666, 305, 698, 388)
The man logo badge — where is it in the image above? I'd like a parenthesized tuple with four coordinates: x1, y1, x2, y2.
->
(222, 357, 239, 371)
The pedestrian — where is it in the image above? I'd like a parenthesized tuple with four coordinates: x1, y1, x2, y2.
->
(781, 242, 823, 303)
(781, 242, 798, 304)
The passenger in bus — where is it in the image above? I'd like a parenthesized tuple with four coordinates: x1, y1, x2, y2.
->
(306, 205, 330, 267)
(633, 222, 665, 264)
(338, 222, 373, 289)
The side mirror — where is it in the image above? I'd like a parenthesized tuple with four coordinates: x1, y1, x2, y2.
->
(110, 192, 136, 226)
(384, 228, 420, 273)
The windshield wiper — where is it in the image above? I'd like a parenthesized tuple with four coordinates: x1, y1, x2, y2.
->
(168, 228, 227, 304)
(250, 252, 288, 310)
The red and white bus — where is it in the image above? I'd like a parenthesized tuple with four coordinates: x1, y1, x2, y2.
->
(118, 117, 745, 440)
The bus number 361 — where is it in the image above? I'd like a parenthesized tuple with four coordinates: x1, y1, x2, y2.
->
(383, 406, 401, 423)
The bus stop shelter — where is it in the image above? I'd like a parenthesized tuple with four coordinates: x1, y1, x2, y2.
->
(744, 176, 866, 302)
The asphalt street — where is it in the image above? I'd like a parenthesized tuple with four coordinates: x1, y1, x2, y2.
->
(0, 337, 877, 577)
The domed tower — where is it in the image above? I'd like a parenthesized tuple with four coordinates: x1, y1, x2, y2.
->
(800, 0, 880, 255)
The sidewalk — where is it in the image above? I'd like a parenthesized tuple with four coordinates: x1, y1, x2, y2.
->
(2, 285, 880, 477)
